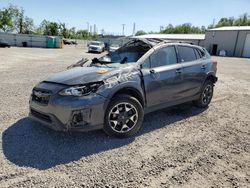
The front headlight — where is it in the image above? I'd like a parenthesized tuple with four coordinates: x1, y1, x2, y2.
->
(59, 82, 103, 96)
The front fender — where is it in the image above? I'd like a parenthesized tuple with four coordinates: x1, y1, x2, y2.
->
(97, 75, 144, 99)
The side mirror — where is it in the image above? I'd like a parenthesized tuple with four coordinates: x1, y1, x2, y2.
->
(150, 69, 155, 74)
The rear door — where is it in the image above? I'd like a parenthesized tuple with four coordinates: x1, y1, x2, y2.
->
(177, 45, 207, 98)
(243, 34, 250, 58)
(141, 45, 184, 107)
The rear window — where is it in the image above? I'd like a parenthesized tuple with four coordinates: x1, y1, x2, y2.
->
(178, 46, 196, 62)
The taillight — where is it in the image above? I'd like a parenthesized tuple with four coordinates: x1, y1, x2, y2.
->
(212, 60, 218, 66)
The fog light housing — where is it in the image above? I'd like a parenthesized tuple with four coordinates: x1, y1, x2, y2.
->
(71, 109, 91, 127)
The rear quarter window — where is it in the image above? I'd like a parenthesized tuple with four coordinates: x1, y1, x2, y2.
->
(199, 49, 206, 57)
(194, 48, 201, 59)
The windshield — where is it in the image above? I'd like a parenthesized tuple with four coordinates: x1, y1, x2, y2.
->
(110, 44, 119, 48)
(90, 42, 101, 46)
(96, 39, 151, 66)
(99, 52, 140, 64)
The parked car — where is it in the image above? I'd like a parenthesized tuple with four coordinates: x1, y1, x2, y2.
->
(71, 40, 78, 45)
(88, 41, 105, 53)
(63, 39, 72, 45)
(109, 43, 120, 52)
(0, 39, 10, 48)
(29, 39, 217, 137)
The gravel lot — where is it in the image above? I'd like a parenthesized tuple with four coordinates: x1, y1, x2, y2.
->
(0, 46, 250, 188)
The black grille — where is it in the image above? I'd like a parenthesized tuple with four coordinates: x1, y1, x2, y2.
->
(31, 109, 52, 123)
(32, 89, 51, 105)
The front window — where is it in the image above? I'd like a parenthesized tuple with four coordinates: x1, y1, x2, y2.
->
(90, 42, 101, 46)
(143, 46, 177, 68)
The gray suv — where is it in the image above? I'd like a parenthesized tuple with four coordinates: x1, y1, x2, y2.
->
(29, 39, 217, 137)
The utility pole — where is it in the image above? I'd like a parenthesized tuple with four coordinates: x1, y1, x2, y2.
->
(132, 22, 136, 36)
(90, 25, 92, 34)
(101, 29, 105, 35)
(213, 18, 216, 28)
(122, 24, 125, 36)
(160, 26, 164, 32)
(94, 24, 96, 34)
(86, 22, 89, 32)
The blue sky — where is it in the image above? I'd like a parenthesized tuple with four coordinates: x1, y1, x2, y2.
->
(0, 0, 250, 35)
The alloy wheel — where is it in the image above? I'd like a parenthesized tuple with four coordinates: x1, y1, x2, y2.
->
(202, 85, 213, 104)
(108, 102, 138, 133)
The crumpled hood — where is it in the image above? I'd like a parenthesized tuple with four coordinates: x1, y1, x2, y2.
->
(44, 65, 137, 86)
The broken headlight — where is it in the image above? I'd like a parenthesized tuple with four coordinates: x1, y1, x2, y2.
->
(59, 82, 103, 96)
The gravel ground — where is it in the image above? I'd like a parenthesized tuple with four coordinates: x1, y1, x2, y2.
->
(0, 46, 250, 188)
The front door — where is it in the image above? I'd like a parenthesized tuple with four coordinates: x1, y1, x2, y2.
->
(141, 46, 183, 107)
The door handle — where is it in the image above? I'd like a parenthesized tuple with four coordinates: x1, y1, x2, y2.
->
(201, 65, 206, 70)
(176, 68, 182, 74)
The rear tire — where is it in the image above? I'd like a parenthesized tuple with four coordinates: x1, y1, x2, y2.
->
(103, 94, 144, 138)
(193, 80, 214, 108)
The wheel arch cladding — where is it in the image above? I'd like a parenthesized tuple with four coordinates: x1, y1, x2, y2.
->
(110, 87, 145, 107)
(206, 73, 218, 83)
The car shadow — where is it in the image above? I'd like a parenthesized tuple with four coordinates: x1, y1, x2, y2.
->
(2, 103, 207, 170)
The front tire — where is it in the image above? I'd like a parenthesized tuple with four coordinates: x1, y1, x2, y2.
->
(194, 80, 214, 108)
(103, 94, 144, 138)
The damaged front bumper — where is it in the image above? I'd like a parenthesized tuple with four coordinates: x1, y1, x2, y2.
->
(29, 83, 109, 132)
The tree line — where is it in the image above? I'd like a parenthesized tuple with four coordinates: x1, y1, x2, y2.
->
(136, 13, 250, 36)
(1, 4, 250, 38)
(0, 4, 97, 39)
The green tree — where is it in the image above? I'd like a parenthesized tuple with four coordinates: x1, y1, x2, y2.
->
(13, 6, 25, 33)
(47, 22, 59, 36)
(22, 16, 34, 33)
(0, 4, 34, 33)
(37, 20, 59, 36)
(76, 29, 89, 39)
(216, 18, 233, 27)
(0, 8, 14, 32)
(36, 19, 47, 34)
(213, 13, 250, 27)
(234, 13, 249, 26)
(59, 23, 70, 38)
(161, 23, 205, 34)
(135, 30, 147, 36)
(68, 27, 76, 38)
(201, 26, 206, 33)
